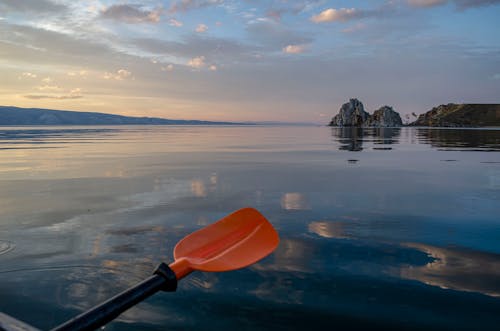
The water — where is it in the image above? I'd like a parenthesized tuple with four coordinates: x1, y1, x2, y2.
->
(0, 126, 499, 330)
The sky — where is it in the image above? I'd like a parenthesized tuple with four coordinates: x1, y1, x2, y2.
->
(0, 0, 499, 123)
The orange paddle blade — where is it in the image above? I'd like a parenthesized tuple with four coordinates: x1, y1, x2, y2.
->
(169, 208, 279, 279)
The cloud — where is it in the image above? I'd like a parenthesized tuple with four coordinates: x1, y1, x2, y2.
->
(100, 4, 161, 24)
(67, 70, 88, 77)
(408, 0, 500, 8)
(169, 0, 224, 13)
(132, 35, 258, 63)
(103, 69, 132, 80)
(407, 0, 448, 7)
(20, 72, 37, 79)
(266, 0, 327, 21)
(310, 2, 403, 24)
(454, 0, 500, 9)
(0, 22, 122, 67)
(342, 23, 367, 33)
(188, 56, 206, 69)
(245, 21, 313, 51)
(195, 24, 208, 33)
(24, 94, 83, 100)
(209, 64, 217, 71)
(24, 88, 83, 100)
(169, 18, 183, 27)
(37, 85, 62, 91)
(283, 44, 307, 54)
(311, 8, 363, 23)
(0, 0, 66, 13)
(162, 64, 174, 72)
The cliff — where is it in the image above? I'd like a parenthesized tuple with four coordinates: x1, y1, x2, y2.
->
(410, 104, 500, 127)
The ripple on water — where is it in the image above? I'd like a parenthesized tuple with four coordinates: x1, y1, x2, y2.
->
(0, 240, 14, 255)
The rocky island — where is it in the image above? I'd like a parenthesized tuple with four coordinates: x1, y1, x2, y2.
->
(410, 103, 500, 127)
(329, 99, 403, 127)
(329, 99, 500, 128)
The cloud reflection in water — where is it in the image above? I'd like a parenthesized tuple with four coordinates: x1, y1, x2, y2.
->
(281, 193, 309, 210)
(307, 219, 500, 298)
(191, 179, 207, 197)
(308, 221, 351, 239)
(400, 243, 500, 297)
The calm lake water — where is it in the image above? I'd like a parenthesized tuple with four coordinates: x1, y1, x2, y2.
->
(0, 126, 499, 330)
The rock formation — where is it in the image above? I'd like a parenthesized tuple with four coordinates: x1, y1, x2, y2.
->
(329, 99, 402, 127)
(366, 106, 403, 127)
(410, 104, 500, 127)
(329, 99, 370, 127)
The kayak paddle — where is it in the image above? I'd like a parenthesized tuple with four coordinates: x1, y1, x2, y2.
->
(50, 207, 279, 331)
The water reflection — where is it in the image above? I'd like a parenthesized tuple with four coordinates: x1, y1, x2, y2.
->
(333, 127, 364, 151)
(400, 243, 500, 297)
(308, 221, 351, 239)
(191, 180, 207, 197)
(416, 128, 500, 151)
(253, 238, 313, 273)
(281, 193, 309, 210)
(0, 240, 14, 256)
(0, 264, 167, 329)
(331, 127, 401, 151)
(373, 127, 401, 146)
(1, 126, 500, 330)
(0, 128, 119, 149)
(306, 220, 500, 298)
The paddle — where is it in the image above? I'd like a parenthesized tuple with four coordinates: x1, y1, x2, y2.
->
(51, 207, 279, 331)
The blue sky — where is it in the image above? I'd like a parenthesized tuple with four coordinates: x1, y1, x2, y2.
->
(0, 0, 499, 122)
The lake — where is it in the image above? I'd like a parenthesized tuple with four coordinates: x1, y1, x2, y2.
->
(0, 125, 499, 330)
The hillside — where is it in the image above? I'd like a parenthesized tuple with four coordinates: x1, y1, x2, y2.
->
(0, 106, 234, 126)
(410, 104, 500, 127)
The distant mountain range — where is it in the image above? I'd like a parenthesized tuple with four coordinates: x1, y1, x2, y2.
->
(0, 106, 236, 126)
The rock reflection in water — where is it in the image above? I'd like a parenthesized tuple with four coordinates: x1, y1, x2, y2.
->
(331, 127, 401, 151)
(400, 243, 500, 297)
(416, 128, 500, 151)
(333, 127, 364, 151)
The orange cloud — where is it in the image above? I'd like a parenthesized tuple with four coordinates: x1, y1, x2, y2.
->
(283, 44, 307, 54)
(311, 8, 361, 23)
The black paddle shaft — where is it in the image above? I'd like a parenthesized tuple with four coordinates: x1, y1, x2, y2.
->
(51, 263, 177, 331)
